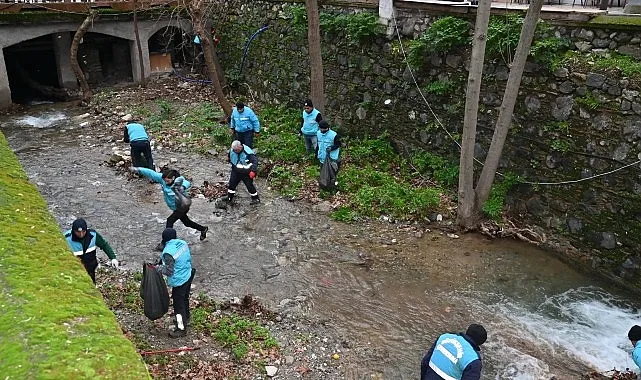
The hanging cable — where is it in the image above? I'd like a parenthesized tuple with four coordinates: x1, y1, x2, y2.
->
(239, 25, 269, 76)
(390, 9, 639, 186)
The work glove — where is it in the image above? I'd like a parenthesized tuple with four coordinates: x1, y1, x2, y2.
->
(109, 259, 119, 268)
(325, 147, 332, 153)
(129, 166, 139, 174)
(249, 171, 256, 179)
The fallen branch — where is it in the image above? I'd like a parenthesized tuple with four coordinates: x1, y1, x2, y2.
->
(479, 219, 546, 246)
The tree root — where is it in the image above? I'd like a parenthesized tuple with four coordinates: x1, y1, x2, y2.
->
(479, 219, 546, 246)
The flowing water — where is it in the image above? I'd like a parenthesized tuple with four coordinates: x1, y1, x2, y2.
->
(1, 106, 640, 379)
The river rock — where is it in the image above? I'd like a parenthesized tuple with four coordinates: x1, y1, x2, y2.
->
(567, 217, 583, 234)
(552, 96, 573, 121)
(121, 113, 133, 121)
(265, 365, 278, 377)
(598, 232, 617, 249)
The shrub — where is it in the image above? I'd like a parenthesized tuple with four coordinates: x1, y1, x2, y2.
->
(408, 16, 471, 67)
(482, 173, 522, 220)
(410, 151, 459, 187)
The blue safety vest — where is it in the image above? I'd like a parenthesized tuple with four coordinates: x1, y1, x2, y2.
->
(428, 333, 481, 380)
(126, 123, 149, 142)
(317, 129, 340, 163)
(64, 229, 97, 257)
(230, 106, 260, 133)
(301, 108, 320, 136)
(633, 341, 641, 369)
(136, 168, 190, 211)
(229, 145, 255, 170)
(161, 239, 192, 287)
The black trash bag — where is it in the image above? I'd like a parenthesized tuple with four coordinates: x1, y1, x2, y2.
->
(140, 263, 169, 321)
(173, 186, 192, 213)
(319, 158, 339, 191)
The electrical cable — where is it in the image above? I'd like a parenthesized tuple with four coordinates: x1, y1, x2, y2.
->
(390, 9, 639, 186)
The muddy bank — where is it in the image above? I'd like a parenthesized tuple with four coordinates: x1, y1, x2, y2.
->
(1, 85, 639, 379)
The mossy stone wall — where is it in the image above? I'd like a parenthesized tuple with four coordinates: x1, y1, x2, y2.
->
(216, 1, 641, 290)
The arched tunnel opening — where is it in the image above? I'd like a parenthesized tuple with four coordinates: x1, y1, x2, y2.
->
(4, 32, 132, 105)
(78, 32, 132, 86)
(4, 35, 60, 104)
(148, 26, 191, 73)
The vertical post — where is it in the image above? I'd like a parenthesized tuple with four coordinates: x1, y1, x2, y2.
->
(52, 32, 78, 89)
(0, 47, 11, 109)
(129, 38, 150, 83)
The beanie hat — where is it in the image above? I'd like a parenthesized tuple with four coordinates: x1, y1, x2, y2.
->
(466, 324, 487, 346)
(162, 228, 177, 242)
(304, 99, 313, 107)
(235, 102, 245, 109)
(629, 325, 641, 341)
(319, 120, 329, 129)
(72, 218, 88, 232)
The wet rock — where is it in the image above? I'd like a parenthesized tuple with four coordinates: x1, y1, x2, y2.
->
(586, 73, 606, 88)
(598, 232, 617, 249)
(552, 96, 573, 121)
(567, 217, 583, 234)
(617, 256, 641, 280)
(524, 94, 541, 113)
(558, 81, 574, 94)
(553, 67, 569, 78)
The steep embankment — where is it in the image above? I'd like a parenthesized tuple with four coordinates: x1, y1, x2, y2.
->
(0, 133, 149, 379)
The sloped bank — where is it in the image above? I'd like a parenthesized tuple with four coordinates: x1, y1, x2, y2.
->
(0, 133, 149, 379)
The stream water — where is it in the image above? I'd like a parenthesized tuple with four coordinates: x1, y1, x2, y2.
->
(1, 106, 639, 379)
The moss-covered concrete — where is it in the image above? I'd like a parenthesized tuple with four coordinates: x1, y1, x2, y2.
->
(0, 132, 149, 379)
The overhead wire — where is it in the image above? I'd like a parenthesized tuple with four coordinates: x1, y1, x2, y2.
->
(390, 8, 640, 186)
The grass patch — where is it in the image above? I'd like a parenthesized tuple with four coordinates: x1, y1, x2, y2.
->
(189, 305, 280, 360)
(0, 133, 149, 379)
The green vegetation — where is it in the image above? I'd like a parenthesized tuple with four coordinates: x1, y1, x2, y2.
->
(0, 134, 149, 379)
(555, 51, 641, 80)
(189, 302, 279, 361)
(482, 173, 523, 220)
(408, 16, 471, 67)
(530, 37, 571, 71)
(486, 14, 524, 60)
(424, 79, 456, 97)
(290, 6, 384, 45)
(576, 93, 601, 110)
(550, 139, 571, 153)
(259, 107, 450, 221)
(592, 53, 641, 78)
(590, 14, 641, 27)
(410, 151, 460, 187)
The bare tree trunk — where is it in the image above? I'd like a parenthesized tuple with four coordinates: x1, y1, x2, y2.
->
(457, 0, 492, 229)
(188, 0, 232, 118)
(133, 0, 146, 86)
(70, 10, 98, 101)
(306, 0, 325, 115)
(475, 0, 544, 204)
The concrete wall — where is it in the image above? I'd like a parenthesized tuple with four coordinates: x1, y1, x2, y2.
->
(0, 18, 192, 107)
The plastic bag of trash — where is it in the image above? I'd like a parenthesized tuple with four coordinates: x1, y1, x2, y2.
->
(319, 158, 339, 191)
(173, 186, 192, 212)
(140, 263, 169, 321)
